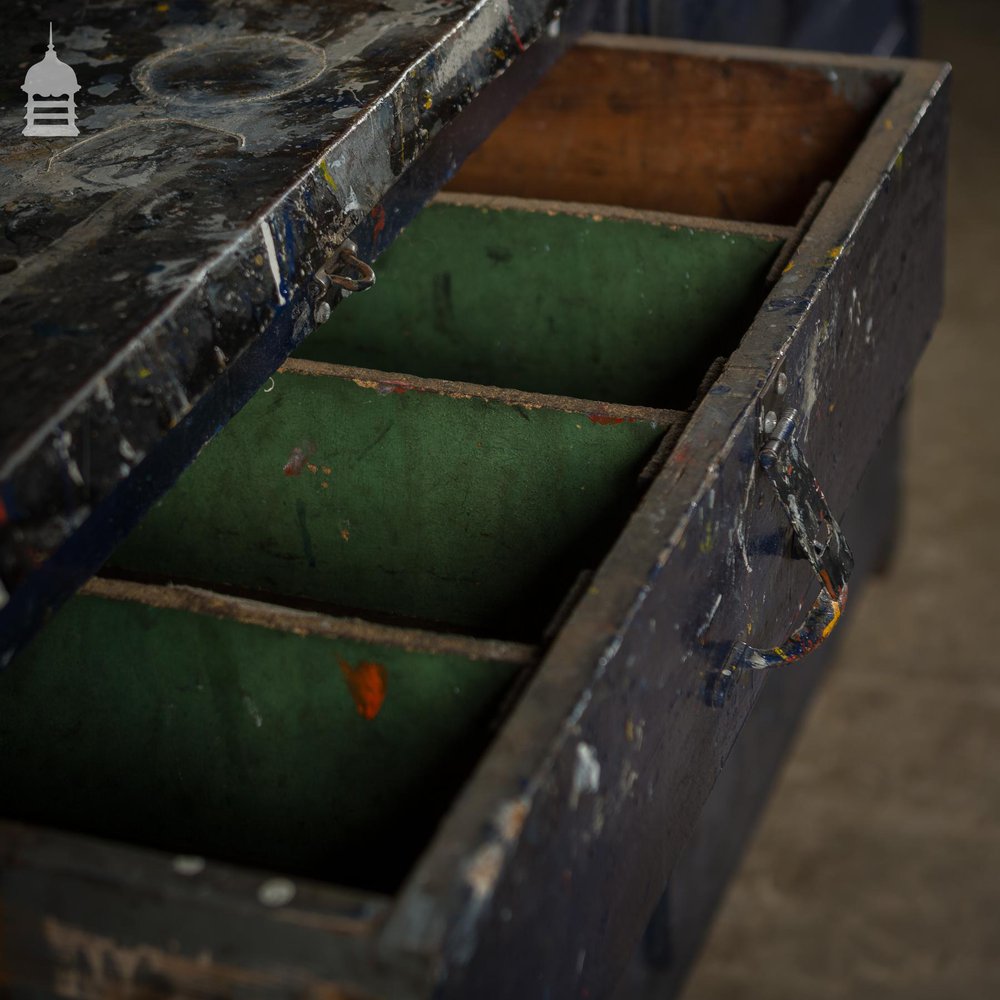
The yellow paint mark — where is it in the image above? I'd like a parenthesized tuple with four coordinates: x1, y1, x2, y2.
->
(138, 367, 151, 378)
(699, 520, 714, 554)
(253, 253, 264, 267)
(827, 246, 843, 260)
(782, 260, 795, 274)
(320, 159, 338, 191)
(828, 402, 836, 413)
(894, 151, 904, 172)
(156, 2, 169, 11)
(306, 463, 318, 475)
(491, 47, 507, 59)
(353, 379, 379, 390)
(822, 601, 842, 639)
(322, 466, 332, 475)
(340, 527, 350, 541)
(321, 481, 329, 489)
(422, 92, 432, 110)
(884, 118, 894, 130)
(625, 719, 635, 743)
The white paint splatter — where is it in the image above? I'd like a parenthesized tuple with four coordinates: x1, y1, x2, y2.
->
(259, 219, 286, 305)
(242, 694, 263, 728)
(697, 593, 723, 638)
(570, 742, 601, 809)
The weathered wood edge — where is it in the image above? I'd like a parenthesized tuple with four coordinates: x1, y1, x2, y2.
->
(0, 818, 396, 999)
(81, 576, 540, 666)
(279, 358, 684, 425)
(379, 50, 950, 1000)
(433, 191, 797, 242)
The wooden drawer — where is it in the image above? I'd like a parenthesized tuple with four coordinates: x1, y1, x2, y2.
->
(0, 28, 948, 1000)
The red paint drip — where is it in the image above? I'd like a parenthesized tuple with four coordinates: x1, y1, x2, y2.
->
(588, 414, 625, 426)
(371, 204, 386, 241)
(338, 659, 388, 720)
(507, 13, 526, 52)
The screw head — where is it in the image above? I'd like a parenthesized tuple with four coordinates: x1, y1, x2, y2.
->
(763, 410, 778, 435)
(315, 301, 331, 324)
(776, 372, 788, 395)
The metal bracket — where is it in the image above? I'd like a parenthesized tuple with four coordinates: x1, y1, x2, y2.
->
(708, 407, 854, 705)
(312, 240, 375, 321)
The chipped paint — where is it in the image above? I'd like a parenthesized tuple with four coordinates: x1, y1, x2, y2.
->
(495, 796, 530, 842)
(43, 917, 214, 997)
(464, 842, 505, 902)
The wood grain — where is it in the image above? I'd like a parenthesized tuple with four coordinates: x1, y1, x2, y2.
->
(448, 40, 894, 225)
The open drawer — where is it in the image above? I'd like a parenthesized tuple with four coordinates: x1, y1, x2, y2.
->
(0, 31, 948, 1000)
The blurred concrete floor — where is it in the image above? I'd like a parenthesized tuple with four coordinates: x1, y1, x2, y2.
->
(679, 3, 1000, 998)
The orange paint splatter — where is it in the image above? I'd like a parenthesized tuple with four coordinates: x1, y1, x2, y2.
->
(371, 204, 386, 240)
(338, 659, 387, 720)
(322, 466, 332, 475)
(340, 527, 350, 541)
(588, 414, 625, 426)
(306, 463, 318, 475)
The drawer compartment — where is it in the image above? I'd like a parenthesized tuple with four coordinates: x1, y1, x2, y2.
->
(107, 360, 680, 639)
(297, 195, 788, 407)
(448, 38, 894, 225)
(1, 577, 532, 893)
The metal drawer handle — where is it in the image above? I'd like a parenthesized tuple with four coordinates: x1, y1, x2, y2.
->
(709, 408, 854, 705)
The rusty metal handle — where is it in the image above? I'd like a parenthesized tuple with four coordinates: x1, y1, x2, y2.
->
(709, 408, 854, 705)
(314, 240, 376, 295)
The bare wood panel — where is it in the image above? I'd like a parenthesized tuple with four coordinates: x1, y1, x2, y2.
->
(448, 37, 895, 224)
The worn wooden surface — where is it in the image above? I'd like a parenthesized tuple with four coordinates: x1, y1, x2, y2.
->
(448, 35, 896, 224)
(387, 42, 948, 1000)
(108, 360, 679, 638)
(300, 195, 786, 407)
(617, 407, 905, 999)
(0, 0, 591, 663)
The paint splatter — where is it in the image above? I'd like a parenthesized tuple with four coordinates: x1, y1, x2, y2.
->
(338, 659, 387, 720)
(507, 13, 525, 52)
(284, 448, 306, 476)
(371, 203, 386, 240)
(283, 441, 316, 476)
(588, 414, 624, 426)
